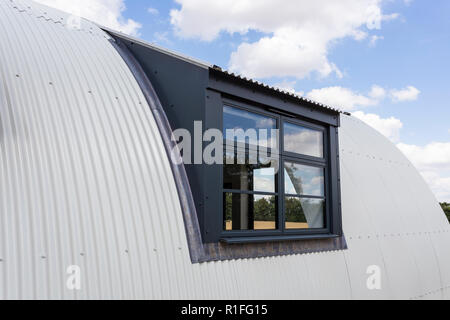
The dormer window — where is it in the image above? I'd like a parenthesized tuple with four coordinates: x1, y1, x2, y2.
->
(202, 94, 342, 244)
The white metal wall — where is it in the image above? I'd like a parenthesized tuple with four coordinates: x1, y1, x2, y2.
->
(0, 0, 449, 300)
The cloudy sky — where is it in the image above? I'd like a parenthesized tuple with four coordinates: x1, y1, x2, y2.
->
(34, 0, 450, 202)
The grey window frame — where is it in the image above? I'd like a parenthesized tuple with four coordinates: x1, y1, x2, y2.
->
(222, 101, 282, 236)
(203, 94, 342, 243)
(281, 118, 329, 235)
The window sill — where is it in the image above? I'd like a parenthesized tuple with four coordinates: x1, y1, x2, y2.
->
(220, 233, 340, 244)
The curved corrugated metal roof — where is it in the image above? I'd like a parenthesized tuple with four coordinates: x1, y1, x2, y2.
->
(0, 0, 449, 300)
(0, 0, 191, 299)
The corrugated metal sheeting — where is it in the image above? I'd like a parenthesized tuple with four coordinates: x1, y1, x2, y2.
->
(0, 0, 449, 300)
(210, 68, 344, 114)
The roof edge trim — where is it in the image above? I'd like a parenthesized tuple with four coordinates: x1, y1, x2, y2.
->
(100, 26, 211, 70)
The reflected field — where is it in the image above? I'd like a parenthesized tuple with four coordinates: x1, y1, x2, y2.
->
(225, 221, 309, 230)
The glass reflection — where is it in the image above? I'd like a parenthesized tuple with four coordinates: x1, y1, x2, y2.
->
(224, 151, 278, 193)
(284, 162, 324, 197)
(284, 122, 323, 158)
(224, 106, 278, 148)
(285, 197, 325, 229)
(224, 193, 277, 231)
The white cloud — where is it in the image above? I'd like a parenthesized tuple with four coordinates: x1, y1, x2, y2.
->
(419, 172, 450, 203)
(303, 85, 405, 142)
(147, 7, 159, 15)
(368, 85, 386, 100)
(284, 130, 324, 157)
(397, 143, 450, 202)
(153, 31, 173, 45)
(353, 111, 403, 142)
(170, 0, 398, 79)
(390, 86, 421, 102)
(305, 85, 419, 111)
(306, 86, 382, 111)
(397, 142, 450, 171)
(369, 35, 384, 47)
(228, 31, 344, 79)
(33, 0, 141, 35)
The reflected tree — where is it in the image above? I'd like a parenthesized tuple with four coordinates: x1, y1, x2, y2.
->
(285, 197, 306, 223)
(441, 203, 450, 222)
(254, 196, 276, 221)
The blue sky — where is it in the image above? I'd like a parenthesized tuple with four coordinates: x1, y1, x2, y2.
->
(125, 0, 450, 144)
(35, 0, 450, 201)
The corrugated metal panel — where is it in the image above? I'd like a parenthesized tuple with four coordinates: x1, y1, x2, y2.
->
(211, 69, 344, 114)
(339, 115, 450, 299)
(0, 0, 191, 299)
(0, 0, 449, 300)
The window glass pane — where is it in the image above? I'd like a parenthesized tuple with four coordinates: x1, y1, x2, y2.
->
(284, 162, 324, 197)
(224, 193, 277, 231)
(284, 122, 323, 158)
(285, 197, 325, 229)
(224, 151, 278, 193)
(224, 106, 278, 148)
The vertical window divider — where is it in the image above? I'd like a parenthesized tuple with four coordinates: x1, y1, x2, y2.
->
(279, 116, 286, 233)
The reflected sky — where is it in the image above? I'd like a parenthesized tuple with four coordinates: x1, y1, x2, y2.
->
(284, 162, 324, 197)
(254, 167, 276, 193)
(224, 151, 278, 193)
(284, 123, 323, 158)
(224, 106, 278, 148)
